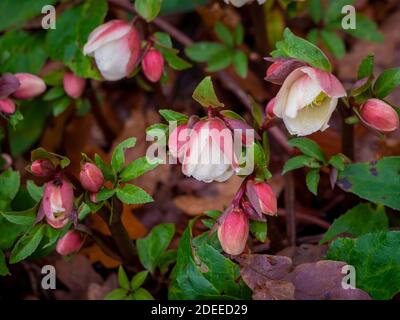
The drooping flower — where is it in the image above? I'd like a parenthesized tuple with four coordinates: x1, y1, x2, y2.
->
(360, 98, 399, 132)
(56, 230, 83, 256)
(31, 159, 56, 177)
(83, 20, 140, 81)
(40, 178, 74, 229)
(63, 72, 86, 98)
(12, 73, 46, 100)
(245, 180, 277, 216)
(218, 208, 249, 255)
(142, 48, 164, 83)
(168, 118, 236, 183)
(273, 67, 346, 136)
(79, 163, 104, 193)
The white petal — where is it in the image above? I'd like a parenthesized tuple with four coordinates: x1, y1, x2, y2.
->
(285, 74, 321, 119)
(214, 167, 234, 182)
(283, 97, 337, 136)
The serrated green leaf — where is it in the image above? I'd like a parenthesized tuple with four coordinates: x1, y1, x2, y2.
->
(130, 271, 148, 290)
(120, 157, 161, 182)
(373, 67, 400, 99)
(320, 203, 388, 244)
(116, 184, 153, 205)
(271, 28, 332, 72)
(282, 155, 321, 175)
(158, 109, 188, 123)
(137, 223, 175, 273)
(192, 76, 224, 108)
(111, 137, 137, 173)
(306, 168, 320, 195)
(326, 231, 400, 299)
(95, 188, 115, 202)
(288, 137, 327, 163)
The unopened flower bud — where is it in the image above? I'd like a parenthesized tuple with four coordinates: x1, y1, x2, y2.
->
(0, 98, 16, 114)
(142, 48, 164, 83)
(89, 192, 98, 203)
(63, 72, 86, 98)
(360, 98, 399, 132)
(218, 209, 249, 255)
(265, 97, 276, 118)
(79, 163, 104, 193)
(31, 159, 55, 177)
(12, 73, 46, 100)
(246, 180, 277, 216)
(0, 73, 20, 98)
(42, 178, 74, 229)
(56, 230, 83, 256)
(83, 20, 140, 81)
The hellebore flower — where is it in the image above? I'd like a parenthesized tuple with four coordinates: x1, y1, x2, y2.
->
(246, 180, 277, 216)
(142, 48, 164, 83)
(12, 73, 46, 100)
(218, 208, 249, 255)
(79, 163, 104, 193)
(273, 67, 346, 136)
(40, 178, 74, 229)
(83, 20, 140, 81)
(30, 159, 56, 177)
(0, 98, 16, 114)
(168, 118, 236, 183)
(63, 72, 86, 98)
(360, 98, 399, 132)
(56, 230, 84, 256)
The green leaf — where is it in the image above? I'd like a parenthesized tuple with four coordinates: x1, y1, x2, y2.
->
(192, 76, 224, 108)
(30, 147, 70, 169)
(104, 288, 127, 300)
(0, 250, 10, 276)
(118, 266, 130, 290)
(10, 225, 45, 264)
(185, 42, 226, 63)
(337, 157, 400, 210)
(52, 96, 71, 116)
(306, 168, 320, 195)
(160, 0, 208, 15)
(343, 14, 383, 42)
(111, 137, 137, 173)
(328, 154, 345, 171)
(137, 223, 175, 273)
(0, 30, 48, 74)
(320, 30, 345, 59)
(43, 87, 65, 101)
(130, 271, 149, 290)
(135, 0, 162, 22)
(373, 68, 400, 99)
(214, 22, 234, 47)
(46, 0, 107, 80)
(169, 219, 251, 299)
(158, 249, 177, 274)
(326, 231, 400, 300)
(249, 97, 263, 127)
(307, 29, 319, 45)
(120, 157, 161, 182)
(0, 206, 36, 226)
(282, 155, 321, 175)
(158, 109, 188, 123)
(233, 50, 248, 78)
(159, 48, 192, 70)
(324, 0, 354, 24)
(0, 169, 20, 210)
(205, 47, 234, 72)
(153, 32, 172, 48)
(0, 215, 29, 250)
(358, 54, 374, 80)
(234, 24, 244, 45)
(94, 154, 116, 183)
(308, 0, 322, 23)
(250, 221, 267, 243)
(288, 137, 327, 163)
(320, 204, 388, 244)
(130, 288, 154, 300)
(116, 185, 153, 205)
(266, 9, 285, 48)
(271, 28, 332, 72)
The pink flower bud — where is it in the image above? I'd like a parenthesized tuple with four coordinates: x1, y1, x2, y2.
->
(90, 192, 98, 203)
(264, 58, 307, 85)
(42, 178, 74, 229)
(360, 98, 399, 132)
(169, 118, 236, 183)
(246, 180, 277, 216)
(56, 230, 83, 256)
(79, 163, 104, 193)
(218, 209, 249, 255)
(63, 72, 86, 98)
(0, 73, 20, 98)
(0, 98, 16, 114)
(31, 159, 56, 177)
(265, 97, 276, 118)
(83, 20, 141, 81)
(141, 48, 164, 83)
(12, 73, 46, 100)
